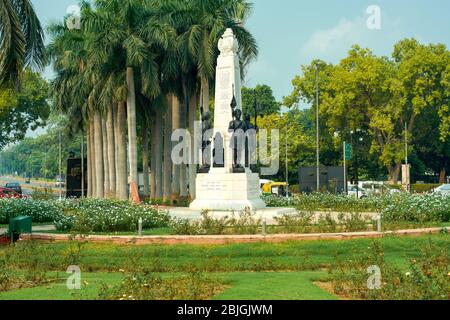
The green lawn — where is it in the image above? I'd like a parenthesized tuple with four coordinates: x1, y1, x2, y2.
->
(0, 271, 335, 300)
(44, 234, 449, 272)
(213, 272, 335, 300)
(0, 234, 448, 300)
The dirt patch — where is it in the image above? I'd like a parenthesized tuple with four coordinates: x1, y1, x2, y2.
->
(27, 227, 445, 245)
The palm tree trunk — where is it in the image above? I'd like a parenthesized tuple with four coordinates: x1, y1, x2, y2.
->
(150, 115, 156, 200)
(87, 123, 92, 197)
(201, 76, 210, 112)
(114, 103, 120, 196)
(126, 67, 138, 189)
(179, 97, 188, 197)
(89, 115, 96, 197)
(102, 117, 110, 197)
(116, 102, 128, 200)
(141, 117, 150, 198)
(171, 95, 180, 201)
(188, 93, 198, 200)
(163, 95, 172, 203)
(94, 111, 104, 198)
(155, 109, 163, 199)
(107, 104, 116, 198)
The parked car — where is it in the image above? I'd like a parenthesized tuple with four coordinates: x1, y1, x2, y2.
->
(0, 187, 22, 198)
(5, 182, 22, 194)
(358, 181, 400, 196)
(347, 185, 367, 199)
(261, 181, 292, 197)
(433, 184, 450, 195)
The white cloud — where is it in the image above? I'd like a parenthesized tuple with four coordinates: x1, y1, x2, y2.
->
(299, 11, 406, 64)
(300, 16, 367, 63)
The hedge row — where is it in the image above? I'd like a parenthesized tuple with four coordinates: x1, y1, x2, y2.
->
(0, 198, 170, 232)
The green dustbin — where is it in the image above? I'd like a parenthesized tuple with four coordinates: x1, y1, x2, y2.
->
(9, 216, 32, 243)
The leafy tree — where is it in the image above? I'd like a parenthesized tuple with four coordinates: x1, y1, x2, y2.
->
(242, 84, 281, 118)
(0, 116, 83, 178)
(0, 69, 50, 149)
(257, 109, 315, 183)
(284, 40, 450, 183)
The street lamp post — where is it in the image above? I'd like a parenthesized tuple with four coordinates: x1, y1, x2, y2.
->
(315, 63, 320, 192)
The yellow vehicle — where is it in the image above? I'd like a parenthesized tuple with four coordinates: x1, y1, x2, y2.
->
(262, 181, 289, 196)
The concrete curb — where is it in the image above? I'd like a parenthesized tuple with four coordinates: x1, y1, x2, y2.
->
(25, 227, 448, 245)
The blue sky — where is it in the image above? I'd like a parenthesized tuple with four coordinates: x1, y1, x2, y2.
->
(33, 0, 450, 102)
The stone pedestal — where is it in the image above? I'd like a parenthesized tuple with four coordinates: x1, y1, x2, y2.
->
(190, 171, 266, 211)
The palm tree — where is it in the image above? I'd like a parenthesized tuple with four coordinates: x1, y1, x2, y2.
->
(0, 0, 45, 88)
(47, 21, 94, 195)
(83, 0, 175, 197)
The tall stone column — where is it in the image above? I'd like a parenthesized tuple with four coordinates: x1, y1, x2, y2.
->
(190, 29, 266, 211)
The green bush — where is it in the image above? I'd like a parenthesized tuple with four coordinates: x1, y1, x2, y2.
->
(98, 271, 224, 300)
(331, 240, 449, 300)
(0, 198, 170, 232)
(0, 198, 62, 224)
(169, 210, 262, 235)
(262, 193, 450, 223)
(55, 198, 171, 232)
(412, 184, 441, 194)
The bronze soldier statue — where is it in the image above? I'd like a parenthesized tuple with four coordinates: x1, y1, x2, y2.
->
(228, 108, 246, 172)
(199, 109, 212, 173)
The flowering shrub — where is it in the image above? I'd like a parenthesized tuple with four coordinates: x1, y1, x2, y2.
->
(55, 199, 170, 232)
(262, 193, 450, 222)
(380, 193, 450, 222)
(0, 198, 62, 223)
(98, 271, 224, 300)
(331, 240, 449, 300)
(0, 198, 170, 232)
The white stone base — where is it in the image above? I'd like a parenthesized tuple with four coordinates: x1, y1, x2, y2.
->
(170, 207, 296, 225)
(190, 172, 266, 211)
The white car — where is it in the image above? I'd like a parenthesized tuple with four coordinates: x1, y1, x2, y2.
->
(358, 181, 401, 196)
(347, 185, 366, 199)
(433, 184, 450, 195)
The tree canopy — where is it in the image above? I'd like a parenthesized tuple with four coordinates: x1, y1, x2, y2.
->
(284, 39, 450, 183)
(0, 69, 50, 150)
(242, 84, 281, 117)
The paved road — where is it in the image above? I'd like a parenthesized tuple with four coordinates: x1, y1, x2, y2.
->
(0, 176, 62, 197)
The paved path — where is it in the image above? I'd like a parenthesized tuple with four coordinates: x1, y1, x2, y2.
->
(28, 227, 448, 245)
